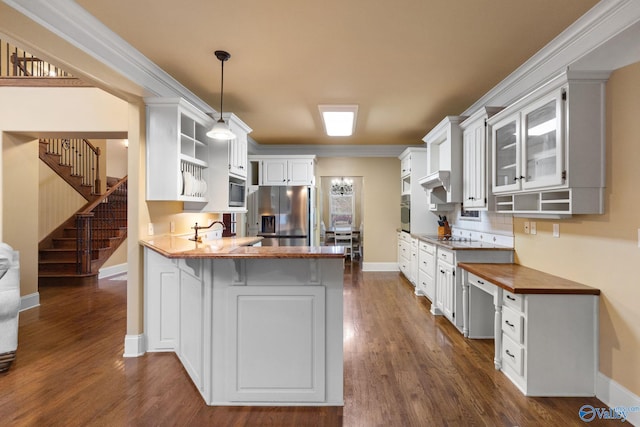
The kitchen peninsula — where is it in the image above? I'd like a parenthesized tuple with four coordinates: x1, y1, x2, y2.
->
(140, 235, 345, 406)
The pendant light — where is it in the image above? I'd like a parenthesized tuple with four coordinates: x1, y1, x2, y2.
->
(206, 50, 236, 140)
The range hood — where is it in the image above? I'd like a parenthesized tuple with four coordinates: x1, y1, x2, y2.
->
(418, 170, 451, 192)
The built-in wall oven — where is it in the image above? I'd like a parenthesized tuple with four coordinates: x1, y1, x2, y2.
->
(400, 194, 410, 232)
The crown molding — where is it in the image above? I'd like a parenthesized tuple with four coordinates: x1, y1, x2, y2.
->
(2, 0, 216, 116)
(248, 142, 412, 158)
(462, 0, 640, 116)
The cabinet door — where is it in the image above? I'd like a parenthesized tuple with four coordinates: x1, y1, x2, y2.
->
(521, 90, 564, 190)
(437, 259, 455, 321)
(144, 248, 179, 351)
(288, 159, 314, 185)
(492, 113, 521, 194)
(409, 239, 419, 285)
(463, 121, 487, 208)
(228, 137, 248, 178)
(262, 159, 288, 185)
(179, 261, 204, 391)
(227, 286, 325, 402)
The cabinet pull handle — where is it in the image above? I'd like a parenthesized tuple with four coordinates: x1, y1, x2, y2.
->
(505, 320, 514, 327)
(505, 349, 515, 359)
(506, 295, 516, 301)
(478, 280, 484, 285)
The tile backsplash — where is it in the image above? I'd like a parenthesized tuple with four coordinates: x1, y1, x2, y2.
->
(449, 205, 514, 247)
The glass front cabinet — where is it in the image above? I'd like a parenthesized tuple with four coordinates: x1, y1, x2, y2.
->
(487, 71, 608, 217)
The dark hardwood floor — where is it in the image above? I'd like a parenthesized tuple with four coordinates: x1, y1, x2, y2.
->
(0, 262, 619, 426)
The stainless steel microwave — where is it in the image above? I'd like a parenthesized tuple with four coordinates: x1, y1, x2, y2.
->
(229, 180, 245, 207)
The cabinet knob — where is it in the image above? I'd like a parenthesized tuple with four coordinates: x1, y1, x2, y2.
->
(505, 320, 515, 327)
(505, 349, 515, 359)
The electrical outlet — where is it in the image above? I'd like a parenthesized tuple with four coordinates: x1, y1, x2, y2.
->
(530, 222, 537, 235)
(148, 223, 154, 236)
(170, 221, 175, 233)
(524, 222, 530, 234)
(553, 223, 560, 238)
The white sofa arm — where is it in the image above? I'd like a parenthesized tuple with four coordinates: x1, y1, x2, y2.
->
(0, 243, 20, 372)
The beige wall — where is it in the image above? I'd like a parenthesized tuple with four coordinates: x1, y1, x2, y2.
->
(512, 61, 640, 396)
(0, 86, 129, 297)
(316, 157, 400, 263)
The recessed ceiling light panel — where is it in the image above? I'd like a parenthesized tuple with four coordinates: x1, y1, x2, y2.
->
(319, 104, 358, 136)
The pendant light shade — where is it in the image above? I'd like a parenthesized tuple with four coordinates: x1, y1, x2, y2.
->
(206, 50, 236, 140)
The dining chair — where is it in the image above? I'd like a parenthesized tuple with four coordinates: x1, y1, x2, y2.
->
(333, 228, 353, 259)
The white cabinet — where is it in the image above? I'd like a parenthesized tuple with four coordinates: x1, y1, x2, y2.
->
(434, 250, 455, 321)
(251, 156, 316, 186)
(461, 107, 503, 210)
(397, 232, 412, 282)
(185, 113, 253, 213)
(420, 116, 466, 211)
(488, 71, 608, 217)
(227, 114, 250, 178)
(398, 148, 436, 234)
(416, 240, 435, 301)
(146, 97, 213, 202)
(409, 237, 419, 286)
(227, 285, 326, 402)
(499, 291, 598, 396)
(144, 248, 179, 351)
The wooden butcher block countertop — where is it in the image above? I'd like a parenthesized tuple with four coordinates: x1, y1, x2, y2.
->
(458, 263, 600, 295)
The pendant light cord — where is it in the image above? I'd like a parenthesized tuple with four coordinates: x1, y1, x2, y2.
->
(219, 58, 225, 120)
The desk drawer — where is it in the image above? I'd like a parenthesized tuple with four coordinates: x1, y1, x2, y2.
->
(468, 272, 496, 296)
(501, 305, 524, 344)
(502, 333, 524, 376)
(503, 289, 524, 312)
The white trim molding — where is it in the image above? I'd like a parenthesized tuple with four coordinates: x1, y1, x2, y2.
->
(123, 334, 145, 358)
(98, 263, 127, 279)
(362, 262, 399, 272)
(596, 371, 640, 425)
(19, 292, 40, 312)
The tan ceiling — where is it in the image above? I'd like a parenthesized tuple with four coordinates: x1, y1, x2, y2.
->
(75, 0, 598, 146)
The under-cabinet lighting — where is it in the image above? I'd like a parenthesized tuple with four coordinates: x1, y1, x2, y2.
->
(319, 105, 358, 136)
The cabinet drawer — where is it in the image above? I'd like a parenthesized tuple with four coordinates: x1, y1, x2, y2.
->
(399, 232, 412, 243)
(437, 249, 455, 264)
(419, 251, 434, 273)
(419, 241, 435, 254)
(502, 333, 524, 376)
(467, 272, 496, 296)
(503, 289, 524, 312)
(501, 305, 524, 344)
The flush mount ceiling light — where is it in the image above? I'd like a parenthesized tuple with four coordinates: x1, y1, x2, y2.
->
(206, 50, 236, 140)
(318, 104, 358, 136)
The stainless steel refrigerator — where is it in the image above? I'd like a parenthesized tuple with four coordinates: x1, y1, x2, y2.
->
(255, 186, 310, 246)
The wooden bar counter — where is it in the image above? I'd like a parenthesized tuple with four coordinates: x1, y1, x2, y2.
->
(141, 236, 345, 407)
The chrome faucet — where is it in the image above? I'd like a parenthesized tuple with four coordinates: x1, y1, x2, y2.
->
(189, 221, 226, 243)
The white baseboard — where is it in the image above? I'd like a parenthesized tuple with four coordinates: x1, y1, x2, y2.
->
(596, 371, 640, 425)
(99, 263, 127, 279)
(362, 262, 399, 272)
(19, 292, 40, 312)
(123, 334, 145, 358)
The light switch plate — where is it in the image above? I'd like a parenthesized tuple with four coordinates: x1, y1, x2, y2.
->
(530, 222, 537, 235)
(148, 222, 154, 236)
(553, 223, 560, 238)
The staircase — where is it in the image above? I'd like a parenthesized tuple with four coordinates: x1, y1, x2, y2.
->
(39, 177, 127, 286)
(39, 139, 100, 201)
(38, 137, 127, 286)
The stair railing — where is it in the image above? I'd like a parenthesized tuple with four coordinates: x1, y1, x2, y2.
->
(2, 39, 71, 78)
(43, 138, 101, 195)
(76, 177, 127, 274)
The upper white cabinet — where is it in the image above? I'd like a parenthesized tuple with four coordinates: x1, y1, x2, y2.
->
(488, 71, 609, 217)
(249, 155, 316, 186)
(146, 98, 214, 201)
(461, 107, 503, 210)
(420, 116, 466, 211)
(398, 147, 436, 234)
(187, 113, 253, 213)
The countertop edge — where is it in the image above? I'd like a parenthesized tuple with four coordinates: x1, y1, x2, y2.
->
(458, 262, 601, 295)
